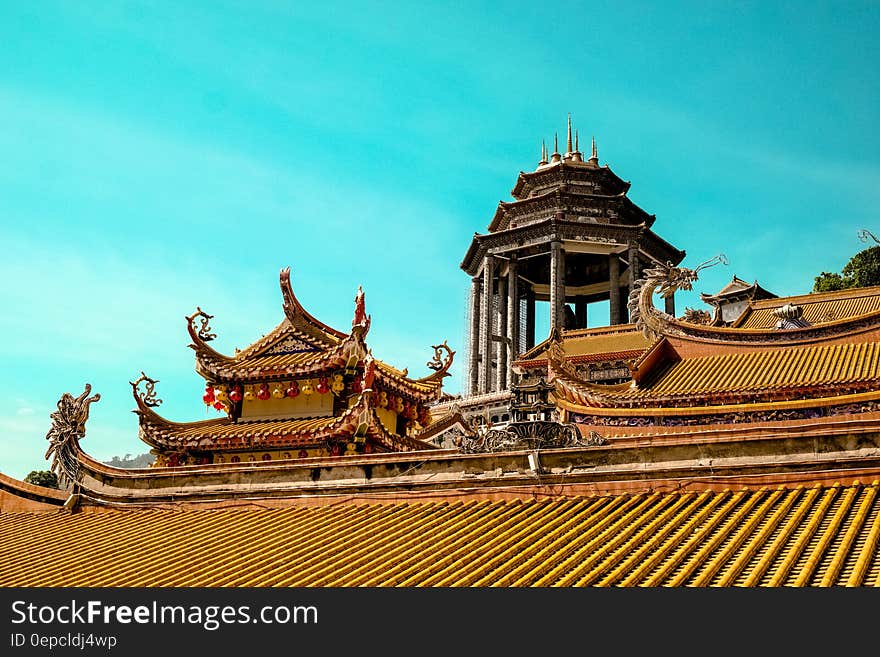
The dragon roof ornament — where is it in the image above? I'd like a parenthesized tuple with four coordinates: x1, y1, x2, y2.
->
(627, 254, 728, 340)
(44, 384, 101, 488)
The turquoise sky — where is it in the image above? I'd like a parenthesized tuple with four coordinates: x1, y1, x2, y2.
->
(1, 1, 878, 478)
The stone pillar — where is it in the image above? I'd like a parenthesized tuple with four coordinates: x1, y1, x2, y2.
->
(497, 274, 508, 392)
(625, 243, 640, 326)
(507, 257, 520, 385)
(525, 288, 535, 351)
(609, 253, 620, 326)
(480, 256, 494, 394)
(549, 240, 565, 333)
(574, 297, 587, 329)
(628, 242, 641, 285)
(665, 293, 675, 317)
(468, 277, 481, 395)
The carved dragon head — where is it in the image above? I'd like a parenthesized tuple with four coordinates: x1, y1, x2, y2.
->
(629, 254, 728, 339)
(44, 384, 101, 487)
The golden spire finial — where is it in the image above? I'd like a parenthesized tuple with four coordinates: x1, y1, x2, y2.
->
(566, 113, 573, 154)
(575, 130, 579, 152)
(588, 135, 598, 165)
(538, 139, 548, 166)
(550, 132, 561, 163)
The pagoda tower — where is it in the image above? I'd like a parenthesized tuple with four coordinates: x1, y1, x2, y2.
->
(461, 117, 685, 395)
(131, 267, 454, 466)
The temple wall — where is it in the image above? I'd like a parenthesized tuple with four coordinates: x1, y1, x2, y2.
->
(240, 390, 334, 419)
(0, 472, 66, 512)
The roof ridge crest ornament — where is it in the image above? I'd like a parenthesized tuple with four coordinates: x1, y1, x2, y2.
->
(426, 340, 455, 376)
(131, 371, 163, 409)
(186, 306, 216, 342)
(44, 384, 101, 488)
(352, 284, 371, 335)
(628, 253, 728, 340)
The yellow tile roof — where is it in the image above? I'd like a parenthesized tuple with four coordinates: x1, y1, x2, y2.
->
(613, 340, 880, 400)
(154, 415, 339, 445)
(205, 351, 338, 378)
(737, 286, 880, 328)
(374, 360, 443, 396)
(2, 481, 880, 586)
(518, 326, 650, 364)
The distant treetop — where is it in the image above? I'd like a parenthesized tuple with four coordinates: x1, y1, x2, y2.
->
(813, 231, 880, 293)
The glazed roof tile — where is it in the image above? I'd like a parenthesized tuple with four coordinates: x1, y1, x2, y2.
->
(596, 340, 880, 401)
(2, 481, 879, 586)
(517, 325, 650, 366)
(736, 286, 880, 328)
(147, 415, 339, 446)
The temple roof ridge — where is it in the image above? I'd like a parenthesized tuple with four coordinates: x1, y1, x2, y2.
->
(700, 275, 776, 303)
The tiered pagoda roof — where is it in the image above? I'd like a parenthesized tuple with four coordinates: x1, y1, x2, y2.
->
(700, 275, 777, 306)
(132, 267, 454, 464)
(460, 120, 685, 276)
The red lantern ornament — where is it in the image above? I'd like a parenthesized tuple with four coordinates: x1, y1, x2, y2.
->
(213, 400, 225, 411)
(257, 383, 271, 400)
(286, 381, 300, 397)
(228, 385, 243, 403)
(403, 401, 412, 418)
(203, 385, 215, 406)
(350, 378, 362, 394)
(418, 407, 429, 426)
(316, 376, 330, 394)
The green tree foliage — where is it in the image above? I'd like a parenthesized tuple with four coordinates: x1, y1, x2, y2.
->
(105, 453, 155, 468)
(813, 246, 880, 292)
(24, 470, 58, 489)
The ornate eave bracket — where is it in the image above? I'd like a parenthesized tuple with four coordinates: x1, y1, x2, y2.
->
(424, 340, 455, 380)
(130, 371, 163, 413)
(186, 306, 232, 362)
(44, 384, 101, 488)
